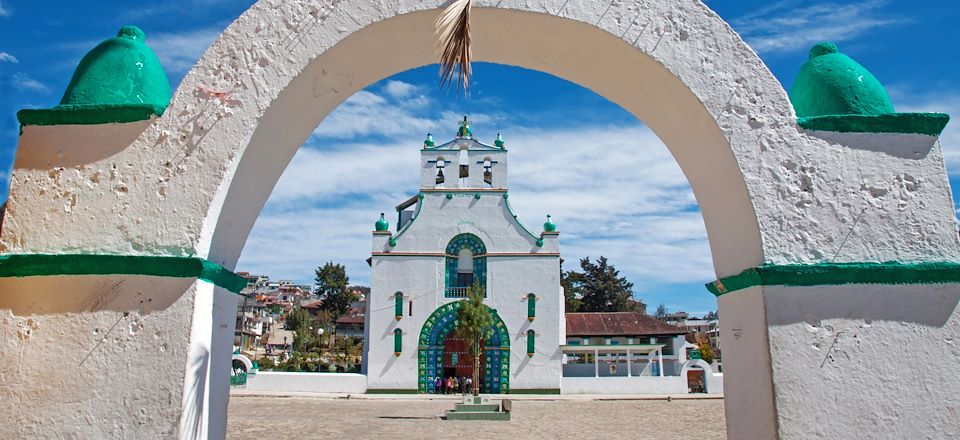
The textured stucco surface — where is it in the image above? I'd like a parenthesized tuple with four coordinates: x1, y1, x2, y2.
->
(764, 283, 960, 439)
(0, 277, 199, 438)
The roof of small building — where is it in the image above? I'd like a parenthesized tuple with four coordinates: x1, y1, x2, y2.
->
(336, 315, 365, 325)
(565, 312, 687, 337)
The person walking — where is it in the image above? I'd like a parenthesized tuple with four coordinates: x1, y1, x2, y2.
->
(465, 376, 473, 394)
(446, 376, 453, 394)
(434, 376, 442, 394)
(452, 376, 460, 395)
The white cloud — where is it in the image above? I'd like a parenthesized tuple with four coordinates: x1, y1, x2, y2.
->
(147, 27, 222, 75)
(732, 0, 903, 55)
(0, 2, 9, 17)
(0, 52, 16, 63)
(12, 73, 49, 92)
(238, 87, 712, 289)
(383, 80, 419, 99)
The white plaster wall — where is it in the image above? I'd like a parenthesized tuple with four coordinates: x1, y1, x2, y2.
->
(561, 376, 687, 395)
(245, 372, 367, 394)
(467, 149, 507, 189)
(385, 193, 549, 253)
(717, 287, 778, 440)
(762, 283, 960, 439)
(0, 276, 205, 438)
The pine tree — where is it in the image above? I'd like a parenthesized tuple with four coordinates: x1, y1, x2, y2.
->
(314, 262, 352, 316)
(561, 262, 582, 312)
(456, 281, 493, 396)
(574, 257, 635, 313)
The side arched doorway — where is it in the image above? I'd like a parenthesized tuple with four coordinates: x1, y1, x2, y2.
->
(418, 302, 510, 394)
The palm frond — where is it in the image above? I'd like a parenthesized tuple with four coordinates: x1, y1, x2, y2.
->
(435, 0, 473, 94)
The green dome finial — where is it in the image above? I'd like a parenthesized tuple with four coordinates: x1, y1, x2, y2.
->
(375, 213, 389, 232)
(494, 132, 505, 148)
(457, 116, 473, 139)
(17, 25, 172, 126)
(543, 215, 556, 232)
(789, 42, 894, 118)
(424, 133, 435, 148)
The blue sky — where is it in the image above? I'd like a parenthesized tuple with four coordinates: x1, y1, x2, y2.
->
(1, 1, 959, 316)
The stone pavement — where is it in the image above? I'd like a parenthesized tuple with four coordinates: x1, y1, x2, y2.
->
(227, 395, 726, 439)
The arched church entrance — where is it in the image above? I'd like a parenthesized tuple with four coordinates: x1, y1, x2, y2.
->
(2, 0, 957, 439)
(418, 302, 510, 394)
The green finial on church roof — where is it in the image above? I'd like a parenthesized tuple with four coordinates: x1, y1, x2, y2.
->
(424, 133, 435, 147)
(375, 212, 389, 232)
(457, 115, 473, 139)
(17, 25, 172, 126)
(789, 42, 894, 118)
(543, 215, 556, 232)
(494, 132, 505, 148)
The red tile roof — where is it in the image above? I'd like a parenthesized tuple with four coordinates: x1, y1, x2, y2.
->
(565, 312, 687, 337)
(336, 315, 365, 325)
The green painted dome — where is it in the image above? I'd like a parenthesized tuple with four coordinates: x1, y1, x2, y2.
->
(62, 26, 171, 109)
(543, 215, 556, 232)
(424, 133, 435, 148)
(789, 42, 894, 118)
(375, 213, 390, 232)
(17, 26, 172, 126)
(457, 116, 473, 138)
(494, 132, 505, 148)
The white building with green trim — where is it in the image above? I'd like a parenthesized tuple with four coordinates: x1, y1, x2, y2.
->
(362, 118, 565, 394)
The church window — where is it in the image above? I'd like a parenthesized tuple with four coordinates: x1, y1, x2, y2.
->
(527, 293, 536, 321)
(445, 233, 486, 298)
(394, 328, 403, 355)
(527, 330, 536, 357)
(394, 292, 403, 321)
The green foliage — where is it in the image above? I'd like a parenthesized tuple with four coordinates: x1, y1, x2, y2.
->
(256, 356, 277, 371)
(315, 262, 353, 316)
(696, 337, 716, 364)
(570, 257, 636, 313)
(561, 262, 582, 312)
(456, 281, 493, 396)
(654, 304, 668, 321)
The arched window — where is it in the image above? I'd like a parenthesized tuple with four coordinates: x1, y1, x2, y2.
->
(394, 328, 403, 356)
(435, 156, 446, 188)
(527, 293, 536, 321)
(394, 292, 403, 321)
(445, 233, 486, 298)
(526, 330, 535, 357)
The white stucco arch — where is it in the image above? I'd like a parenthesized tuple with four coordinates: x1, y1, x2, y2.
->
(4, 1, 959, 439)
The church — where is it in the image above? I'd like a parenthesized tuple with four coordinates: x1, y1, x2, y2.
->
(362, 117, 564, 393)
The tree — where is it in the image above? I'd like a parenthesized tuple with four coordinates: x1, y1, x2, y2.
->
(704, 310, 718, 320)
(695, 336, 716, 364)
(560, 263, 582, 312)
(456, 281, 493, 396)
(572, 257, 635, 313)
(315, 262, 353, 316)
(626, 298, 647, 315)
(285, 306, 315, 353)
(654, 304, 669, 321)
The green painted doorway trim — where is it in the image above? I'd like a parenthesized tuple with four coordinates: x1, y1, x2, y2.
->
(0, 254, 247, 293)
(707, 261, 960, 297)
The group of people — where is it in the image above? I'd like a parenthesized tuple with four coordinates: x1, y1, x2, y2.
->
(432, 375, 473, 394)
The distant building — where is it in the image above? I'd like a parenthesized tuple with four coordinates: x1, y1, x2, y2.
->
(666, 312, 721, 360)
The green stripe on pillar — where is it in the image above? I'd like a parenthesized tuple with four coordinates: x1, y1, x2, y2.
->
(0, 254, 247, 293)
(707, 261, 960, 297)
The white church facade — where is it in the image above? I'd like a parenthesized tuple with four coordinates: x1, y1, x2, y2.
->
(362, 118, 565, 393)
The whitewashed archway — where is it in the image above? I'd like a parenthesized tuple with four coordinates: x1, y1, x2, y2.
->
(3, 1, 958, 439)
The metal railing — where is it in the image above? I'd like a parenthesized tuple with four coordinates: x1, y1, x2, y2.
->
(445, 287, 470, 298)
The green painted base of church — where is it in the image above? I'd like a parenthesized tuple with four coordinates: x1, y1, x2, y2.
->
(365, 389, 419, 394)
